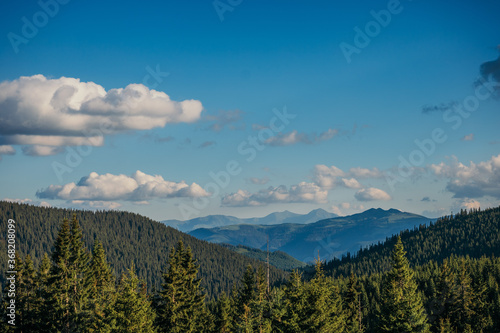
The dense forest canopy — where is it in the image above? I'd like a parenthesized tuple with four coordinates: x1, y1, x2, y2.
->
(0, 201, 288, 300)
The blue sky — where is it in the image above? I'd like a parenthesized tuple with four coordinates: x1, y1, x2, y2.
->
(0, 0, 499, 221)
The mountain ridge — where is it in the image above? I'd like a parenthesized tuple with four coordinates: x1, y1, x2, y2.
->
(189, 208, 433, 263)
(162, 208, 337, 232)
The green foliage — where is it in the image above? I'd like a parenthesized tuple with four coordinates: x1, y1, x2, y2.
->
(156, 240, 208, 333)
(0, 201, 288, 300)
(2, 203, 500, 332)
(378, 237, 429, 332)
(114, 266, 156, 332)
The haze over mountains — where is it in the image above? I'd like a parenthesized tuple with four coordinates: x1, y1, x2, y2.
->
(161, 208, 337, 232)
(189, 208, 434, 263)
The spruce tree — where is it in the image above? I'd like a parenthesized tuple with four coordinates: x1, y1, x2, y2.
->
(378, 236, 429, 332)
(282, 270, 305, 332)
(36, 253, 52, 333)
(302, 260, 345, 333)
(213, 291, 233, 333)
(345, 273, 365, 333)
(114, 266, 156, 332)
(156, 240, 207, 333)
(88, 240, 117, 332)
(18, 254, 38, 331)
(47, 216, 91, 332)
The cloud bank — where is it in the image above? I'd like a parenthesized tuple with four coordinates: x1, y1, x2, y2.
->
(431, 154, 500, 199)
(36, 170, 209, 203)
(221, 182, 328, 207)
(0, 75, 203, 155)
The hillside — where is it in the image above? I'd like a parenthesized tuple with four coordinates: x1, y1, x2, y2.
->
(323, 206, 500, 278)
(0, 201, 288, 299)
(190, 208, 432, 262)
(219, 244, 306, 270)
(162, 208, 337, 232)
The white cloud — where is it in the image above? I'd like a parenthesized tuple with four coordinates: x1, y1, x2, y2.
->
(430, 154, 500, 199)
(0, 145, 15, 161)
(339, 178, 362, 189)
(313, 165, 346, 189)
(0, 75, 203, 153)
(36, 170, 209, 202)
(313, 165, 381, 189)
(264, 128, 338, 146)
(457, 198, 481, 210)
(354, 187, 391, 201)
(221, 182, 328, 207)
(70, 200, 122, 210)
(330, 202, 365, 216)
(349, 167, 383, 179)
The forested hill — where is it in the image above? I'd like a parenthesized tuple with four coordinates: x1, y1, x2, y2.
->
(323, 206, 500, 278)
(0, 201, 288, 299)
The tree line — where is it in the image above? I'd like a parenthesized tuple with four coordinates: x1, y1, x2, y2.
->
(4, 209, 500, 332)
(0, 201, 288, 300)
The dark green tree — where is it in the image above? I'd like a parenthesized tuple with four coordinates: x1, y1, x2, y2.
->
(114, 266, 156, 332)
(345, 273, 365, 333)
(378, 237, 429, 332)
(88, 240, 117, 332)
(302, 260, 345, 332)
(47, 216, 91, 332)
(281, 270, 305, 332)
(213, 291, 233, 333)
(156, 240, 207, 333)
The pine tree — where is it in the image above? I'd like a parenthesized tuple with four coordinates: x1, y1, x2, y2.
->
(281, 270, 305, 332)
(18, 254, 38, 331)
(302, 260, 346, 333)
(432, 259, 455, 330)
(450, 259, 477, 332)
(213, 291, 233, 333)
(156, 240, 207, 333)
(345, 273, 365, 333)
(88, 240, 117, 332)
(252, 266, 272, 332)
(36, 253, 53, 333)
(47, 216, 91, 332)
(114, 266, 156, 332)
(378, 237, 429, 332)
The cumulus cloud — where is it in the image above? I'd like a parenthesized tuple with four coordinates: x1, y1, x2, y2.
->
(457, 198, 481, 211)
(264, 128, 338, 146)
(313, 165, 381, 189)
(69, 200, 122, 210)
(354, 187, 391, 201)
(0, 145, 15, 161)
(36, 170, 209, 202)
(221, 182, 328, 207)
(313, 165, 346, 188)
(430, 154, 500, 199)
(0, 75, 203, 153)
(330, 202, 365, 216)
(461, 133, 474, 141)
(348, 167, 383, 179)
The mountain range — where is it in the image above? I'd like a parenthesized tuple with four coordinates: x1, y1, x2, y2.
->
(189, 208, 434, 263)
(162, 208, 338, 232)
